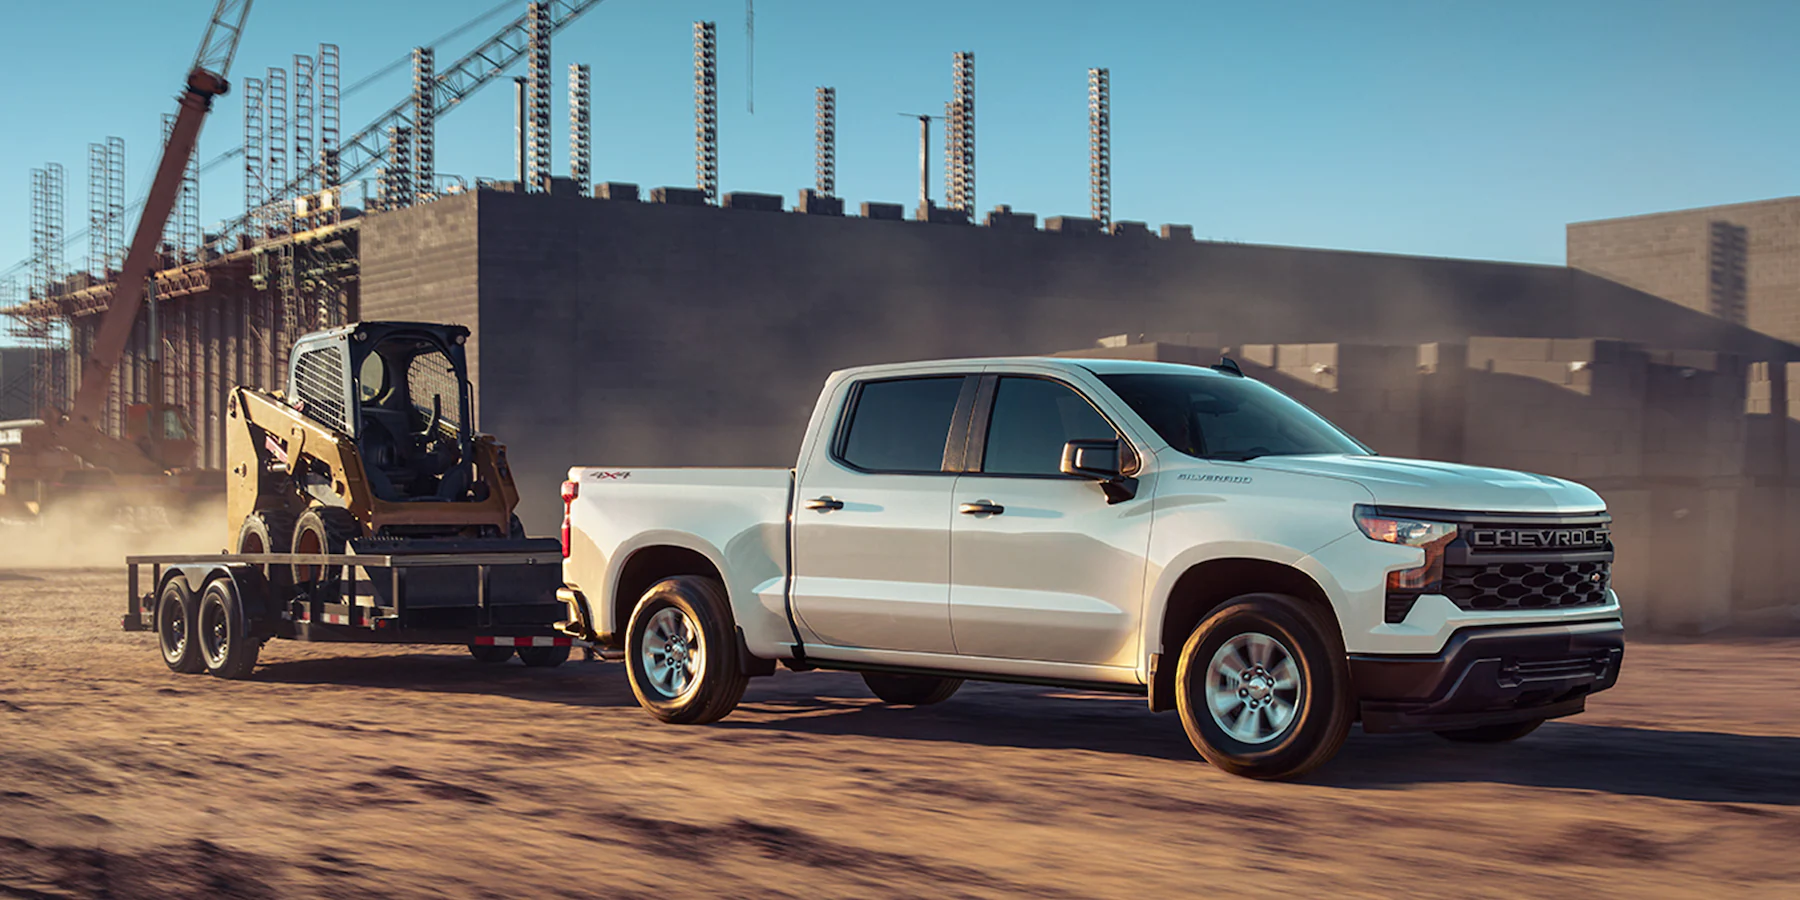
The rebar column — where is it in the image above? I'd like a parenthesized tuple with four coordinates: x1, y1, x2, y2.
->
(243, 76, 265, 237)
(106, 137, 126, 268)
(267, 66, 288, 230)
(694, 21, 719, 202)
(513, 77, 528, 184)
(413, 47, 436, 200)
(815, 87, 836, 195)
(294, 54, 315, 196)
(318, 44, 341, 189)
(569, 62, 591, 189)
(1088, 67, 1111, 229)
(30, 163, 64, 298)
(88, 144, 109, 275)
(526, 2, 552, 193)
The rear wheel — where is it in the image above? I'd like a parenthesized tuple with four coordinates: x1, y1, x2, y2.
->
(155, 579, 204, 674)
(1175, 593, 1353, 780)
(625, 576, 748, 725)
(468, 643, 515, 664)
(862, 672, 963, 705)
(236, 509, 298, 593)
(197, 578, 261, 680)
(290, 507, 360, 586)
(518, 645, 571, 668)
(1436, 719, 1544, 743)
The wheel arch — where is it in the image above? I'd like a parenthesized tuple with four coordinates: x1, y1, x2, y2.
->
(1147, 555, 1339, 712)
(606, 535, 729, 646)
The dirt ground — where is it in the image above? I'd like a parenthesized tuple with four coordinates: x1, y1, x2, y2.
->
(1, 567, 1797, 899)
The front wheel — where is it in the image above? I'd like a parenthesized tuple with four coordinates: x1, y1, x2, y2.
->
(1174, 593, 1353, 780)
(1436, 719, 1544, 743)
(624, 576, 748, 725)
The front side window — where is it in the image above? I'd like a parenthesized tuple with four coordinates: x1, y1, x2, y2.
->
(981, 377, 1118, 476)
(1099, 372, 1368, 460)
(839, 376, 966, 473)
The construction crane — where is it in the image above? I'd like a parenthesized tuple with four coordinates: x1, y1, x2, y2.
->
(0, 0, 252, 519)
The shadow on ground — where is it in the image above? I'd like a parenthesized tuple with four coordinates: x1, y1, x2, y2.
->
(249, 653, 638, 708)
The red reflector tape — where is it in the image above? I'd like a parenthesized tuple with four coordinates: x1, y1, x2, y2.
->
(474, 636, 572, 647)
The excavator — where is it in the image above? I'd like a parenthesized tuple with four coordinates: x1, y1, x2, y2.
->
(0, 1, 252, 520)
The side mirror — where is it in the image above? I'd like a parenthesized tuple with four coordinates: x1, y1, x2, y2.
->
(1061, 439, 1138, 504)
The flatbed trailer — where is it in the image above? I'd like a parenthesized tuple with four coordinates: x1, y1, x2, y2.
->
(122, 544, 577, 678)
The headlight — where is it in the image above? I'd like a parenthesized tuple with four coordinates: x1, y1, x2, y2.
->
(1354, 505, 1457, 591)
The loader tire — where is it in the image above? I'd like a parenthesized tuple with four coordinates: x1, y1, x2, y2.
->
(197, 577, 261, 680)
(237, 510, 298, 593)
(625, 576, 748, 725)
(291, 507, 360, 587)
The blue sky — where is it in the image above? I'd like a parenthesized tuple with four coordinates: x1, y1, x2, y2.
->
(2, 0, 1797, 288)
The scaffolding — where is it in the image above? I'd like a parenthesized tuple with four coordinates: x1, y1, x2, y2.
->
(413, 47, 435, 201)
(294, 53, 315, 196)
(945, 52, 975, 214)
(88, 142, 120, 276)
(29, 164, 64, 301)
(318, 43, 341, 189)
(815, 87, 836, 196)
(1088, 67, 1111, 230)
(378, 125, 415, 210)
(569, 62, 591, 190)
(694, 21, 718, 202)
(525, 2, 552, 193)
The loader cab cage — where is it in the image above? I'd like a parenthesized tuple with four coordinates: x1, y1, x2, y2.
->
(287, 322, 476, 503)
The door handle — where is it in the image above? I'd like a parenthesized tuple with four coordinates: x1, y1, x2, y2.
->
(958, 500, 1005, 516)
(804, 496, 845, 512)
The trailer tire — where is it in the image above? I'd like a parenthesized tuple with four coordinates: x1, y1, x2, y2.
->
(468, 644, 515, 664)
(518, 644, 570, 668)
(197, 577, 261, 680)
(237, 510, 298, 593)
(625, 576, 748, 725)
(291, 506, 360, 586)
(155, 579, 205, 674)
(861, 672, 963, 705)
(1174, 592, 1353, 781)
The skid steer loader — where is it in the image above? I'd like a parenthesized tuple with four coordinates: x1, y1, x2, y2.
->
(194, 320, 571, 667)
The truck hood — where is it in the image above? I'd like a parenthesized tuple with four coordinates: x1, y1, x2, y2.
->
(1234, 454, 1606, 514)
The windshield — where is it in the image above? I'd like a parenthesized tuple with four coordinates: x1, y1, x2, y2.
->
(1098, 372, 1369, 460)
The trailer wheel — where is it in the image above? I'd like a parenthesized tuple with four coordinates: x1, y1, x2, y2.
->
(1174, 593, 1353, 781)
(154, 579, 205, 674)
(625, 576, 748, 725)
(468, 644, 515, 664)
(237, 510, 298, 592)
(291, 507, 360, 586)
(197, 578, 261, 680)
(518, 645, 571, 668)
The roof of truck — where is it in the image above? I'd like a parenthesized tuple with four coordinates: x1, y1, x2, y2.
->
(829, 356, 1232, 380)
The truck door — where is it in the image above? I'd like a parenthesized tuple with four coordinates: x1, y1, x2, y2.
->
(789, 374, 974, 654)
(949, 375, 1152, 667)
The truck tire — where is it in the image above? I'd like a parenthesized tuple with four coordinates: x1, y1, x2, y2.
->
(1435, 719, 1544, 743)
(291, 506, 360, 586)
(518, 644, 571, 668)
(625, 576, 748, 725)
(862, 672, 963, 705)
(1174, 592, 1353, 780)
(155, 578, 205, 674)
(468, 644, 515, 664)
(237, 510, 298, 593)
(196, 577, 261, 680)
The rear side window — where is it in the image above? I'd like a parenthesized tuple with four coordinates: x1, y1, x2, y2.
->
(839, 377, 966, 473)
(982, 377, 1118, 476)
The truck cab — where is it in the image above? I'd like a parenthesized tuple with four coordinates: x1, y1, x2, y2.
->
(559, 357, 1624, 779)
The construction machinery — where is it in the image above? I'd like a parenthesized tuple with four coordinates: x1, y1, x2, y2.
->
(0, 1, 252, 519)
(122, 319, 572, 676)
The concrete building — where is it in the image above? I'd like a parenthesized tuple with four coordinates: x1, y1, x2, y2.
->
(1569, 196, 1800, 344)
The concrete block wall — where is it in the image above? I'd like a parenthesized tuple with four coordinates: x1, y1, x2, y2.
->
(1463, 337, 1648, 482)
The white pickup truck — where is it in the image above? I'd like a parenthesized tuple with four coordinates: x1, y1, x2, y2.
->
(557, 357, 1624, 779)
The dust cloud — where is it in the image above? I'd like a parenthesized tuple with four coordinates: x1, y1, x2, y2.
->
(0, 497, 224, 569)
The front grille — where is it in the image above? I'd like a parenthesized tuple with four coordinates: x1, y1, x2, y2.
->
(1441, 561, 1611, 612)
